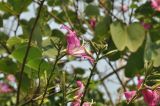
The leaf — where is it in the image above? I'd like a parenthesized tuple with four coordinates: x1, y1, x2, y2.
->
(16, 72, 31, 92)
(51, 29, 64, 38)
(144, 35, 152, 62)
(74, 68, 85, 75)
(47, 0, 69, 6)
(127, 23, 145, 52)
(27, 58, 52, 71)
(0, 2, 18, 15)
(43, 48, 57, 58)
(94, 16, 111, 42)
(135, 2, 154, 16)
(0, 58, 18, 74)
(8, 0, 32, 13)
(144, 35, 160, 67)
(85, 4, 99, 16)
(110, 22, 145, 52)
(110, 22, 127, 51)
(151, 42, 160, 67)
(149, 28, 160, 42)
(125, 47, 144, 78)
(11, 44, 42, 63)
(7, 37, 23, 47)
(85, 0, 94, 3)
(20, 19, 42, 47)
(0, 32, 9, 41)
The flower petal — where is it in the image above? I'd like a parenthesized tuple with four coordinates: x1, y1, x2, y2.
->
(124, 91, 136, 101)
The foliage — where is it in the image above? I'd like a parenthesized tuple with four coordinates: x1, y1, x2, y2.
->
(0, 0, 160, 106)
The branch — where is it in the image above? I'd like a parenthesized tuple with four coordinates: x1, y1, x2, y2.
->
(101, 65, 126, 81)
(16, 0, 45, 105)
(121, 0, 126, 21)
(105, 60, 126, 91)
(39, 44, 62, 106)
(0, 42, 11, 54)
(80, 62, 97, 106)
(99, 0, 121, 22)
(96, 70, 114, 106)
(80, 52, 100, 106)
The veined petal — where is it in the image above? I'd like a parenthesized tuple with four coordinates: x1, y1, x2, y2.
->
(142, 90, 160, 106)
(61, 25, 80, 50)
(124, 91, 136, 101)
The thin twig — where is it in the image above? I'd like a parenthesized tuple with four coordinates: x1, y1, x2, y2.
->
(121, 0, 126, 21)
(39, 45, 62, 106)
(99, 1, 121, 22)
(101, 65, 126, 81)
(129, 8, 134, 24)
(0, 42, 11, 54)
(21, 60, 43, 106)
(80, 52, 100, 106)
(106, 60, 126, 91)
(61, 0, 73, 28)
(14, 15, 20, 36)
(96, 71, 114, 106)
(16, 0, 45, 105)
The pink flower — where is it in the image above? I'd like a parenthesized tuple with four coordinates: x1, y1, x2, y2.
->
(71, 100, 80, 106)
(7, 74, 16, 82)
(124, 77, 160, 106)
(75, 81, 84, 99)
(151, 0, 160, 12)
(61, 25, 94, 63)
(141, 22, 151, 30)
(76, 81, 84, 90)
(0, 82, 13, 93)
(71, 81, 92, 106)
(83, 102, 91, 106)
(89, 19, 96, 29)
(142, 90, 160, 106)
(124, 91, 136, 101)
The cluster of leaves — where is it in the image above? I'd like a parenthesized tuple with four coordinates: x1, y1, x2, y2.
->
(0, 0, 160, 106)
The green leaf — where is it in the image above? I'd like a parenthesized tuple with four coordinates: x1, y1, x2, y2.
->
(51, 29, 64, 38)
(125, 47, 144, 78)
(110, 22, 145, 52)
(85, 4, 99, 16)
(11, 44, 42, 63)
(0, 58, 18, 74)
(16, 72, 31, 92)
(27, 58, 52, 71)
(43, 48, 57, 58)
(135, 2, 154, 16)
(110, 22, 127, 51)
(74, 68, 85, 75)
(94, 16, 111, 42)
(0, 2, 18, 15)
(20, 19, 42, 47)
(0, 32, 9, 41)
(47, 0, 69, 6)
(144, 35, 160, 67)
(144, 35, 152, 62)
(127, 23, 145, 52)
(8, 0, 32, 13)
(85, 0, 94, 3)
(7, 37, 23, 47)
